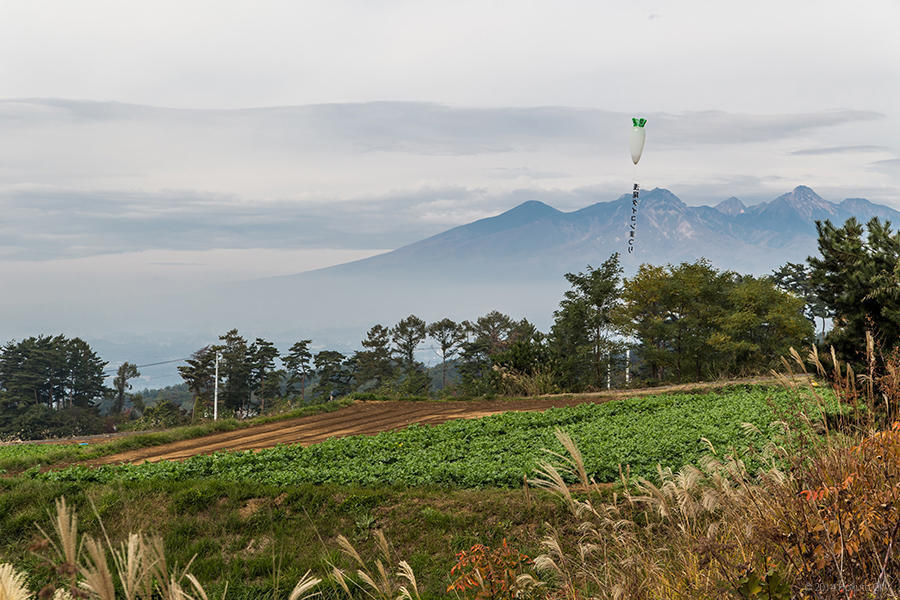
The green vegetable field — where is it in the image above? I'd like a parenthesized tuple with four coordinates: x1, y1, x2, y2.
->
(41, 386, 830, 487)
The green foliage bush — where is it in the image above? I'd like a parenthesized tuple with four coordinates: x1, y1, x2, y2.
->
(121, 399, 191, 430)
(1, 405, 107, 441)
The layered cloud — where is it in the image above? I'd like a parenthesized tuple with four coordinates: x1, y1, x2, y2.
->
(1, 99, 897, 263)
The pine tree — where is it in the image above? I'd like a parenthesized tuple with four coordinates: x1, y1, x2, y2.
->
(809, 217, 900, 363)
(549, 254, 622, 390)
(178, 347, 216, 419)
(457, 311, 530, 394)
(771, 261, 830, 337)
(391, 315, 429, 395)
(216, 329, 251, 415)
(313, 350, 350, 400)
(112, 362, 141, 414)
(426, 318, 467, 390)
(249, 338, 280, 413)
(355, 325, 395, 391)
(284, 340, 313, 402)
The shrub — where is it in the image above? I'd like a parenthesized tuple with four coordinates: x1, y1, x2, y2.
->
(121, 400, 190, 431)
(448, 540, 536, 600)
(0, 405, 106, 441)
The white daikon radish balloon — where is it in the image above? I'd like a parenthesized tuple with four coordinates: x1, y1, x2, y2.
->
(630, 117, 647, 165)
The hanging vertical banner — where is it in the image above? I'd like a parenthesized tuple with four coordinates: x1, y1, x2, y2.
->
(627, 117, 647, 254)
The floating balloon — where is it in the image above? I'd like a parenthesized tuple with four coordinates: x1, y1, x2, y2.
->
(627, 117, 646, 254)
(630, 117, 646, 165)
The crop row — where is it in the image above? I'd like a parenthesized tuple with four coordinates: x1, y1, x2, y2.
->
(42, 386, 831, 488)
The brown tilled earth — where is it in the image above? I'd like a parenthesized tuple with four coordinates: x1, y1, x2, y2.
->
(84, 377, 776, 466)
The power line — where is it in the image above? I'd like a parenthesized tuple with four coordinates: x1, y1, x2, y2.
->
(100, 343, 463, 376)
(102, 357, 189, 375)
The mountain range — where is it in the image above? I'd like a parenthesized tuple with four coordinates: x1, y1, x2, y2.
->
(304, 184, 898, 279)
(223, 185, 899, 337)
(72, 185, 899, 387)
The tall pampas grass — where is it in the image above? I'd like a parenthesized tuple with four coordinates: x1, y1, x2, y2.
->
(17, 497, 320, 600)
(328, 531, 420, 600)
(0, 563, 33, 600)
(522, 341, 900, 599)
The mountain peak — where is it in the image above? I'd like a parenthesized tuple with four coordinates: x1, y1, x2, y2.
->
(640, 187, 687, 210)
(507, 199, 556, 212)
(744, 185, 841, 228)
(841, 197, 874, 209)
(498, 200, 561, 221)
(771, 185, 838, 216)
(840, 197, 900, 222)
(715, 196, 746, 216)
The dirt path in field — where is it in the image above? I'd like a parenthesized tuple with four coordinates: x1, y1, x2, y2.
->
(83, 377, 776, 466)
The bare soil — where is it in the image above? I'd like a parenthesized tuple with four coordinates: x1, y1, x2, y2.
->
(86, 377, 775, 466)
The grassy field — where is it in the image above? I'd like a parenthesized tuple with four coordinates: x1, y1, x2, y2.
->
(0, 477, 573, 600)
(0, 384, 838, 598)
(40, 385, 831, 487)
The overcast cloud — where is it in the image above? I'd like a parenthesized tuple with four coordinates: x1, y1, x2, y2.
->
(0, 100, 896, 265)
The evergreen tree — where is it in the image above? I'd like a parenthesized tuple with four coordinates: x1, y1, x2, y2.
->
(549, 254, 623, 391)
(177, 346, 216, 420)
(458, 311, 531, 394)
(355, 325, 395, 391)
(0, 335, 108, 438)
(313, 350, 351, 400)
(390, 315, 429, 395)
(63, 337, 108, 409)
(466, 311, 518, 355)
(808, 217, 900, 363)
(249, 338, 280, 412)
(283, 340, 313, 401)
(426, 318, 467, 390)
(771, 261, 830, 336)
(112, 362, 141, 414)
(491, 320, 550, 375)
(216, 329, 251, 415)
(0, 335, 69, 410)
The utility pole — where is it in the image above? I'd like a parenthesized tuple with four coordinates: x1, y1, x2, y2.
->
(213, 351, 220, 421)
(625, 349, 631, 385)
(607, 351, 611, 390)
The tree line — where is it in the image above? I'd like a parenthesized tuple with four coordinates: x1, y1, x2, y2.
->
(174, 253, 817, 416)
(175, 315, 480, 419)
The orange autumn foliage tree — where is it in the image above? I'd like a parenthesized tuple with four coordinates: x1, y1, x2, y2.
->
(448, 540, 534, 600)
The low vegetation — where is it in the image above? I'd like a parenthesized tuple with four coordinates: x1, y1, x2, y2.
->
(0, 479, 567, 600)
(40, 386, 832, 488)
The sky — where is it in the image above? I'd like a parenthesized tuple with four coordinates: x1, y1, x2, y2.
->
(1, 0, 899, 385)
